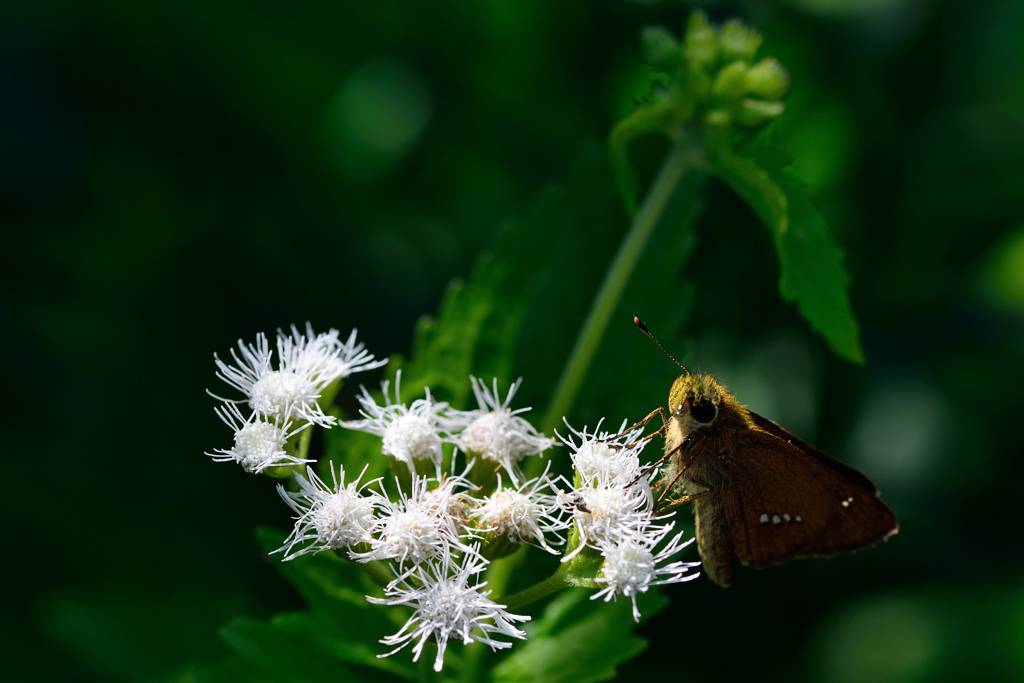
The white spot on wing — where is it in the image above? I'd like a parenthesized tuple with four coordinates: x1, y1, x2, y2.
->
(772, 515, 781, 524)
(783, 514, 791, 522)
(760, 513, 769, 524)
(796, 515, 802, 522)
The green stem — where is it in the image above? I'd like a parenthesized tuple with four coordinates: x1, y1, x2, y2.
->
(359, 559, 393, 588)
(337, 549, 393, 589)
(540, 144, 696, 437)
(296, 427, 313, 461)
(500, 563, 572, 611)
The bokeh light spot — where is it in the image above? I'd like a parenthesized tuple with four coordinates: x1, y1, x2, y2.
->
(323, 58, 432, 180)
(816, 597, 939, 683)
(847, 378, 947, 491)
(977, 224, 1024, 313)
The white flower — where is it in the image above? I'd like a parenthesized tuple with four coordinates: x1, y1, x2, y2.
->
(207, 403, 312, 473)
(344, 371, 448, 476)
(558, 419, 661, 561)
(331, 327, 391, 379)
(352, 475, 474, 572)
(418, 459, 479, 536)
(472, 467, 568, 553)
(368, 546, 529, 672)
(212, 324, 386, 428)
(592, 524, 700, 621)
(560, 418, 647, 487)
(448, 377, 556, 484)
(275, 464, 381, 559)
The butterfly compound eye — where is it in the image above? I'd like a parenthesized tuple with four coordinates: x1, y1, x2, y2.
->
(690, 399, 717, 424)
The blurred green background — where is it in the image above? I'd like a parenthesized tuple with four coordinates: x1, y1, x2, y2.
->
(3, 0, 1024, 680)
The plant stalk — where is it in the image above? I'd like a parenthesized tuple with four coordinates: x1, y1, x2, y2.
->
(359, 559, 393, 588)
(500, 563, 572, 611)
(540, 144, 696, 437)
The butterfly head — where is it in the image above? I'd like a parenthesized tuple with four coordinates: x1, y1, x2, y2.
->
(668, 373, 723, 431)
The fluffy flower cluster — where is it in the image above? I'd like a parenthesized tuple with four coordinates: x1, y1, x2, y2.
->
(206, 324, 700, 670)
(212, 342, 562, 670)
(447, 377, 557, 484)
(557, 421, 701, 620)
(343, 372, 450, 477)
(207, 324, 387, 473)
(344, 373, 556, 484)
(275, 456, 552, 671)
(368, 547, 529, 672)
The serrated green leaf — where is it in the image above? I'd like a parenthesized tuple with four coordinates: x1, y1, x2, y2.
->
(706, 144, 864, 363)
(490, 589, 668, 683)
(775, 183, 864, 363)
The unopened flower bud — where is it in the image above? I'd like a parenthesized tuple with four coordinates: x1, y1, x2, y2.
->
(745, 58, 790, 100)
(734, 98, 785, 128)
(718, 19, 763, 63)
(705, 108, 732, 128)
(683, 12, 718, 73)
(712, 61, 750, 101)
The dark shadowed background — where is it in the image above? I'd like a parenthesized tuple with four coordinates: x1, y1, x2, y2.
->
(2, 0, 1023, 681)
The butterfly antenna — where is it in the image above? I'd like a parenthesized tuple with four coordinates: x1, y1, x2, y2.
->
(633, 316, 688, 373)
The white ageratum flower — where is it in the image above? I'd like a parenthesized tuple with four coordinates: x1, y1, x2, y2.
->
(275, 464, 381, 559)
(368, 546, 529, 672)
(418, 459, 479, 536)
(448, 377, 556, 484)
(558, 419, 661, 561)
(560, 418, 647, 486)
(472, 468, 568, 553)
(212, 324, 386, 428)
(343, 371, 449, 476)
(352, 475, 473, 571)
(592, 524, 701, 621)
(207, 403, 312, 473)
(330, 327, 392, 379)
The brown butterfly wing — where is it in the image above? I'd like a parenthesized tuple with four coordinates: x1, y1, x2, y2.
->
(720, 424, 898, 569)
(747, 411, 879, 495)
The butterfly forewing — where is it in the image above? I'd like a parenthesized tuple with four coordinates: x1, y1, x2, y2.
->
(721, 427, 898, 569)
(747, 411, 879, 494)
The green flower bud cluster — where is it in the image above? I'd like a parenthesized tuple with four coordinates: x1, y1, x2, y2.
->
(640, 12, 790, 133)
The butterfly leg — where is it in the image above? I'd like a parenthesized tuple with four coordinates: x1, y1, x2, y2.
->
(599, 407, 669, 445)
(656, 489, 710, 514)
(654, 438, 708, 506)
(628, 434, 690, 488)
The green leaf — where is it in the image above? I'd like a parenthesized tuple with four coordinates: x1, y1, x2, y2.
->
(706, 143, 865, 363)
(490, 589, 669, 683)
(201, 618, 359, 683)
(195, 529, 415, 683)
